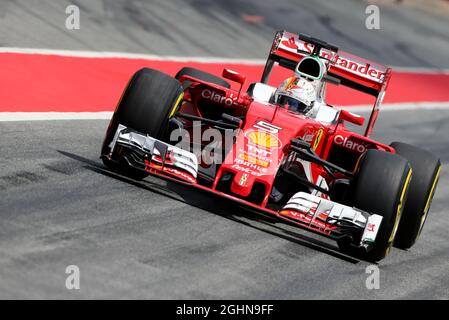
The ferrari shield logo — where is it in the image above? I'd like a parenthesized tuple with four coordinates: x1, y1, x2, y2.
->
(239, 173, 249, 186)
(312, 128, 324, 151)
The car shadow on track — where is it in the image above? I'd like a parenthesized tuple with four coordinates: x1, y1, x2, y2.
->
(58, 150, 361, 264)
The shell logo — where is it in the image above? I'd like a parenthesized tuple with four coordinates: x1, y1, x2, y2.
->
(245, 130, 281, 149)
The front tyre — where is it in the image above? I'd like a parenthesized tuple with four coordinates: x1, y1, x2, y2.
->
(101, 68, 183, 179)
(390, 142, 441, 249)
(340, 150, 412, 262)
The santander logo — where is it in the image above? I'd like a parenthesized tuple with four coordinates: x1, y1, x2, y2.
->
(280, 36, 385, 82)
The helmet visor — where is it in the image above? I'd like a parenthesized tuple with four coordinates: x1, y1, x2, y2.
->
(278, 95, 311, 114)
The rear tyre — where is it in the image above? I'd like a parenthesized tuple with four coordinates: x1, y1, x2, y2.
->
(101, 68, 184, 180)
(175, 67, 231, 89)
(390, 142, 441, 249)
(339, 150, 412, 262)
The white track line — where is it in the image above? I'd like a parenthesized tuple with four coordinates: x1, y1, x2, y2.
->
(343, 101, 449, 113)
(1, 47, 449, 73)
(0, 47, 266, 65)
(0, 112, 113, 121)
(1, 102, 449, 122)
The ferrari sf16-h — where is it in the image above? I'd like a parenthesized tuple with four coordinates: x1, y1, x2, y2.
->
(101, 31, 441, 262)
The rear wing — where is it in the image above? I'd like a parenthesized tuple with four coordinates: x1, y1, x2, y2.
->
(261, 31, 392, 137)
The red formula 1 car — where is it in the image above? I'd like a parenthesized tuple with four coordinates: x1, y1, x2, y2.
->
(101, 31, 441, 261)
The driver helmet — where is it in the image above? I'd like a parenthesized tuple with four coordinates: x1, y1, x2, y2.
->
(275, 77, 317, 114)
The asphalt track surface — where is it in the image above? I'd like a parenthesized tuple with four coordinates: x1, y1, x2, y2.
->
(1, 110, 448, 300)
(1, 0, 449, 67)
(1, 0, 449, 299)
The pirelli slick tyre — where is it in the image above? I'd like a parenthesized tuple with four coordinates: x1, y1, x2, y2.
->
(390, 142, 441, 249)
(340, 150, 412, 262)
(101, 68, 184, 180)
(175, 67, 231, 89)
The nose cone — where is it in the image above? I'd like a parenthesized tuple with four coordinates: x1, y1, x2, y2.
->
(214, 100, 305, 205)
(224, 126, 284, 199)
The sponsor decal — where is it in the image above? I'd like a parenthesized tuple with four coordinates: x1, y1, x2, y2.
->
(279, 35, 385, 82)
(238, 147, 273, 165)
(238, 153, 270, 168)
(245, 130, 281, 149)
(334, 135, 368, 153)
(201, 89, 244, 108)
(239, 173, 249, 186)
(253, 120, 282, 134)
(281, 37, 299, 50)
(163, 167, 196, 183)
(246, 145, 272, 157)
(279, 210, 336, 234)
(231, 164, 266, 177)
(145, 160, 196, 183)
(232, 121, 281, 176)
(234, 158, 268, 173)
(312, 128, 324, 151)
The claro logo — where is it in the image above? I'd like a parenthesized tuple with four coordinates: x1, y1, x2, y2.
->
(334, 135, 367, 153)
(202, 89, 237, 107)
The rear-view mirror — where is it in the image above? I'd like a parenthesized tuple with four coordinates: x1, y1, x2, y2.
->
(339, 109, 365, 126)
